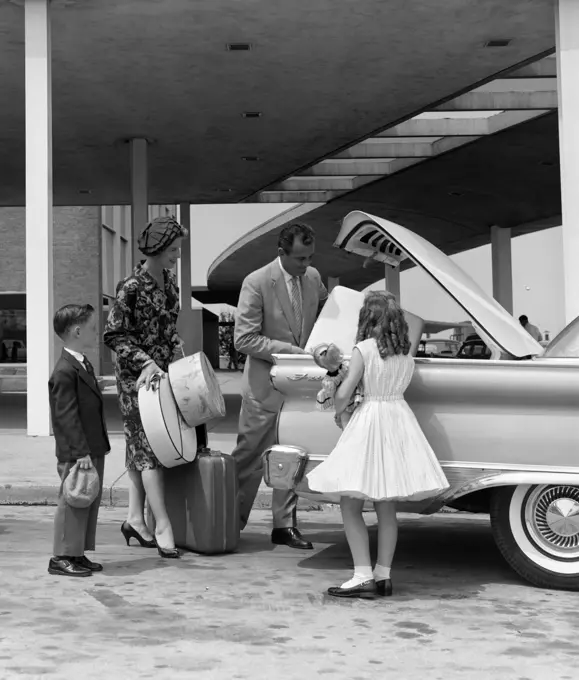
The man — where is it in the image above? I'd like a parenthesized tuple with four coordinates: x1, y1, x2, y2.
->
(233, 222, 328, 549)
(519, 315, 543, 343)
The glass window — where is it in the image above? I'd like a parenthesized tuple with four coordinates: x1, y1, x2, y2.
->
(121, 238, 131, 280)
(0, 307, 27, 364)
(102, 227, 115, 297)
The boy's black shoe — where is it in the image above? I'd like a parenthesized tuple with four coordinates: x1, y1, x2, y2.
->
(48, 557, 92, 577)
(74, 555, 103, 572)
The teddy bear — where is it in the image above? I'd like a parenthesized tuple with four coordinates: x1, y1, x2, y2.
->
(312, 343, 364, 429)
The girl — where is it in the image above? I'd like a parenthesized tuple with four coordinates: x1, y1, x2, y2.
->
(307, 291, 449, 599)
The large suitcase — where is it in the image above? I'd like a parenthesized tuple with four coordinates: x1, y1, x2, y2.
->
(162, 448, 240, 555)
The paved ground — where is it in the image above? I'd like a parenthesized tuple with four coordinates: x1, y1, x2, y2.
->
(0, 507, 577, 680)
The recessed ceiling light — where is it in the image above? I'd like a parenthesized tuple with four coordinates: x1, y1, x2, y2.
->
(242, 112, 262, 118)
(242, 156, 260, 161)
(484, 39, 512, 48)
(227, 43, 252, 51)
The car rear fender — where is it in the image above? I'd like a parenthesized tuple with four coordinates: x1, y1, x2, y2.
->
(440, 470, 579, 504)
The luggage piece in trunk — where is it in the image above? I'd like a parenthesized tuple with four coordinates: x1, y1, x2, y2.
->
(163, 448, 240, 555)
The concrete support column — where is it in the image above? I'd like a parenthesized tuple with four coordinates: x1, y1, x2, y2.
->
(130, 138, 148, 266)
(177, 204, 197, 356)
(327, 277, 340, 293)
(556, 0, 579, 323)
(490, 225, 513, 314)
(385, 265, 401, 301)
(25, 0, 53, 436)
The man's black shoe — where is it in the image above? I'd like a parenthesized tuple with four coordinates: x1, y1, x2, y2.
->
(48, 557, 92, 577)
(271, 527, 313, 550)
(74, 555, 103, 572)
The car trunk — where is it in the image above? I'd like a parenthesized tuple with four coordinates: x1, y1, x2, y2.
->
(334, 211, 543, 360)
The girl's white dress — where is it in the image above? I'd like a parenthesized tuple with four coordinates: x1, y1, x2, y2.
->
(307, 338, 449, 502)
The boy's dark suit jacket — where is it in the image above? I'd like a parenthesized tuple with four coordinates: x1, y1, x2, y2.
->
(48, 350, 110, 463)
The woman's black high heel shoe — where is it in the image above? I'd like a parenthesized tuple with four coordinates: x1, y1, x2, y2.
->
(376, 579, 393, 597)
(121, 521, 156, 548)
(157, 545, 181, 559)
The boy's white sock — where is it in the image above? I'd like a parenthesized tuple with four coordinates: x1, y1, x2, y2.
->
(340, 567, 373, 589)
(373, 564, 391, 580)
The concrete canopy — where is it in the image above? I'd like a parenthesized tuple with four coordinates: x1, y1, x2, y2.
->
(0, 0, 556, 207)
(207, 112, 560, 304)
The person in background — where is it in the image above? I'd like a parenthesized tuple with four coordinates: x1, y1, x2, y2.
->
(48, 304, 110, 577)
(519, 315, 543, 342)
(233, 222, 328, 549)
(104, 216, 188, 559)
(228, 344, 239, 371)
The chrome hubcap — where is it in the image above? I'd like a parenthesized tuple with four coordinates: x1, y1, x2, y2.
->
(545, 498, 579, 538)
(526, 486, 579, 557)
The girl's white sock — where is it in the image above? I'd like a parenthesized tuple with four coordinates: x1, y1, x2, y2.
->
(373, 564, 391, 580)
(341, 567, 373, 589)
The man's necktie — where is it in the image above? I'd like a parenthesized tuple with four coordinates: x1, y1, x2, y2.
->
(291, 276, 303, 339)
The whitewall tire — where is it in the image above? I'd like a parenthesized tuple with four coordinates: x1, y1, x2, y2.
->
(490, 484, 579, 591)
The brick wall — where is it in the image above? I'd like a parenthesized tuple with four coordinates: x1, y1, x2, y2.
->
(0, 206, 102, 371)
(0, 209, 26, 292)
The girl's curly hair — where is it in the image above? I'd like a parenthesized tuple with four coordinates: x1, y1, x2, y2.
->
(356, 291, 411, 358)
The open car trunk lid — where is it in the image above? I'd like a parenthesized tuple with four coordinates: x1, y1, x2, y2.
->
(334, 211, 542, 360)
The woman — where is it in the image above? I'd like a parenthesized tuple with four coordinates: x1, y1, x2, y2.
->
(307, 292, 449, 599)
(104, 216, 188, 559)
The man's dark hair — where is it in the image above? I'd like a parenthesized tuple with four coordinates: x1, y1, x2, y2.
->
(53, 304, 95, 340)
(278, 222, 315, 254)
(519, 315, 528, 324)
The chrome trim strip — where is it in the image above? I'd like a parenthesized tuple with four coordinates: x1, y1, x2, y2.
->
(272, 353, 579, 369)
(440, 461, 579, 474)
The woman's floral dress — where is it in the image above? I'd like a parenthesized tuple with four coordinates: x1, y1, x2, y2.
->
(104, 264, 182, 471)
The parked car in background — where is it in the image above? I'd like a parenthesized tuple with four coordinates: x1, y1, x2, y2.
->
(264, 211, 579, 592)
(456, 334, 491, 360)
(416, 338, 460, 358)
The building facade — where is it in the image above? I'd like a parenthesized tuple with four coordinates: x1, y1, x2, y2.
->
(0, 204, 175, 374)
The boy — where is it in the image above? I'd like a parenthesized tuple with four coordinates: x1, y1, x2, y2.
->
(48, 304, 110, 577)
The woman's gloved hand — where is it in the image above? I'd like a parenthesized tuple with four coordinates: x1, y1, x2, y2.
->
(312, 343, 344, 373)
(136, 361, 166, 391)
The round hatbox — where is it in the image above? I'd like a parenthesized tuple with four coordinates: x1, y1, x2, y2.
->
(138, 376, 198, 468)
(168, 352, 226, 428)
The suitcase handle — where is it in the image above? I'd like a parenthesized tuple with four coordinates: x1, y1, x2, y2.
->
(199, 447, 223, 457)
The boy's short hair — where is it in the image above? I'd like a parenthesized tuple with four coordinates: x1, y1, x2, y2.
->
(53, 304, 95, 340)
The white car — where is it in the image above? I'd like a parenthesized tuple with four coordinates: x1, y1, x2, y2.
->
(263, 211, 579, 591)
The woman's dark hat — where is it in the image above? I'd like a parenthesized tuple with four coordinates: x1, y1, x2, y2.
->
(138, 216, 185, 256)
